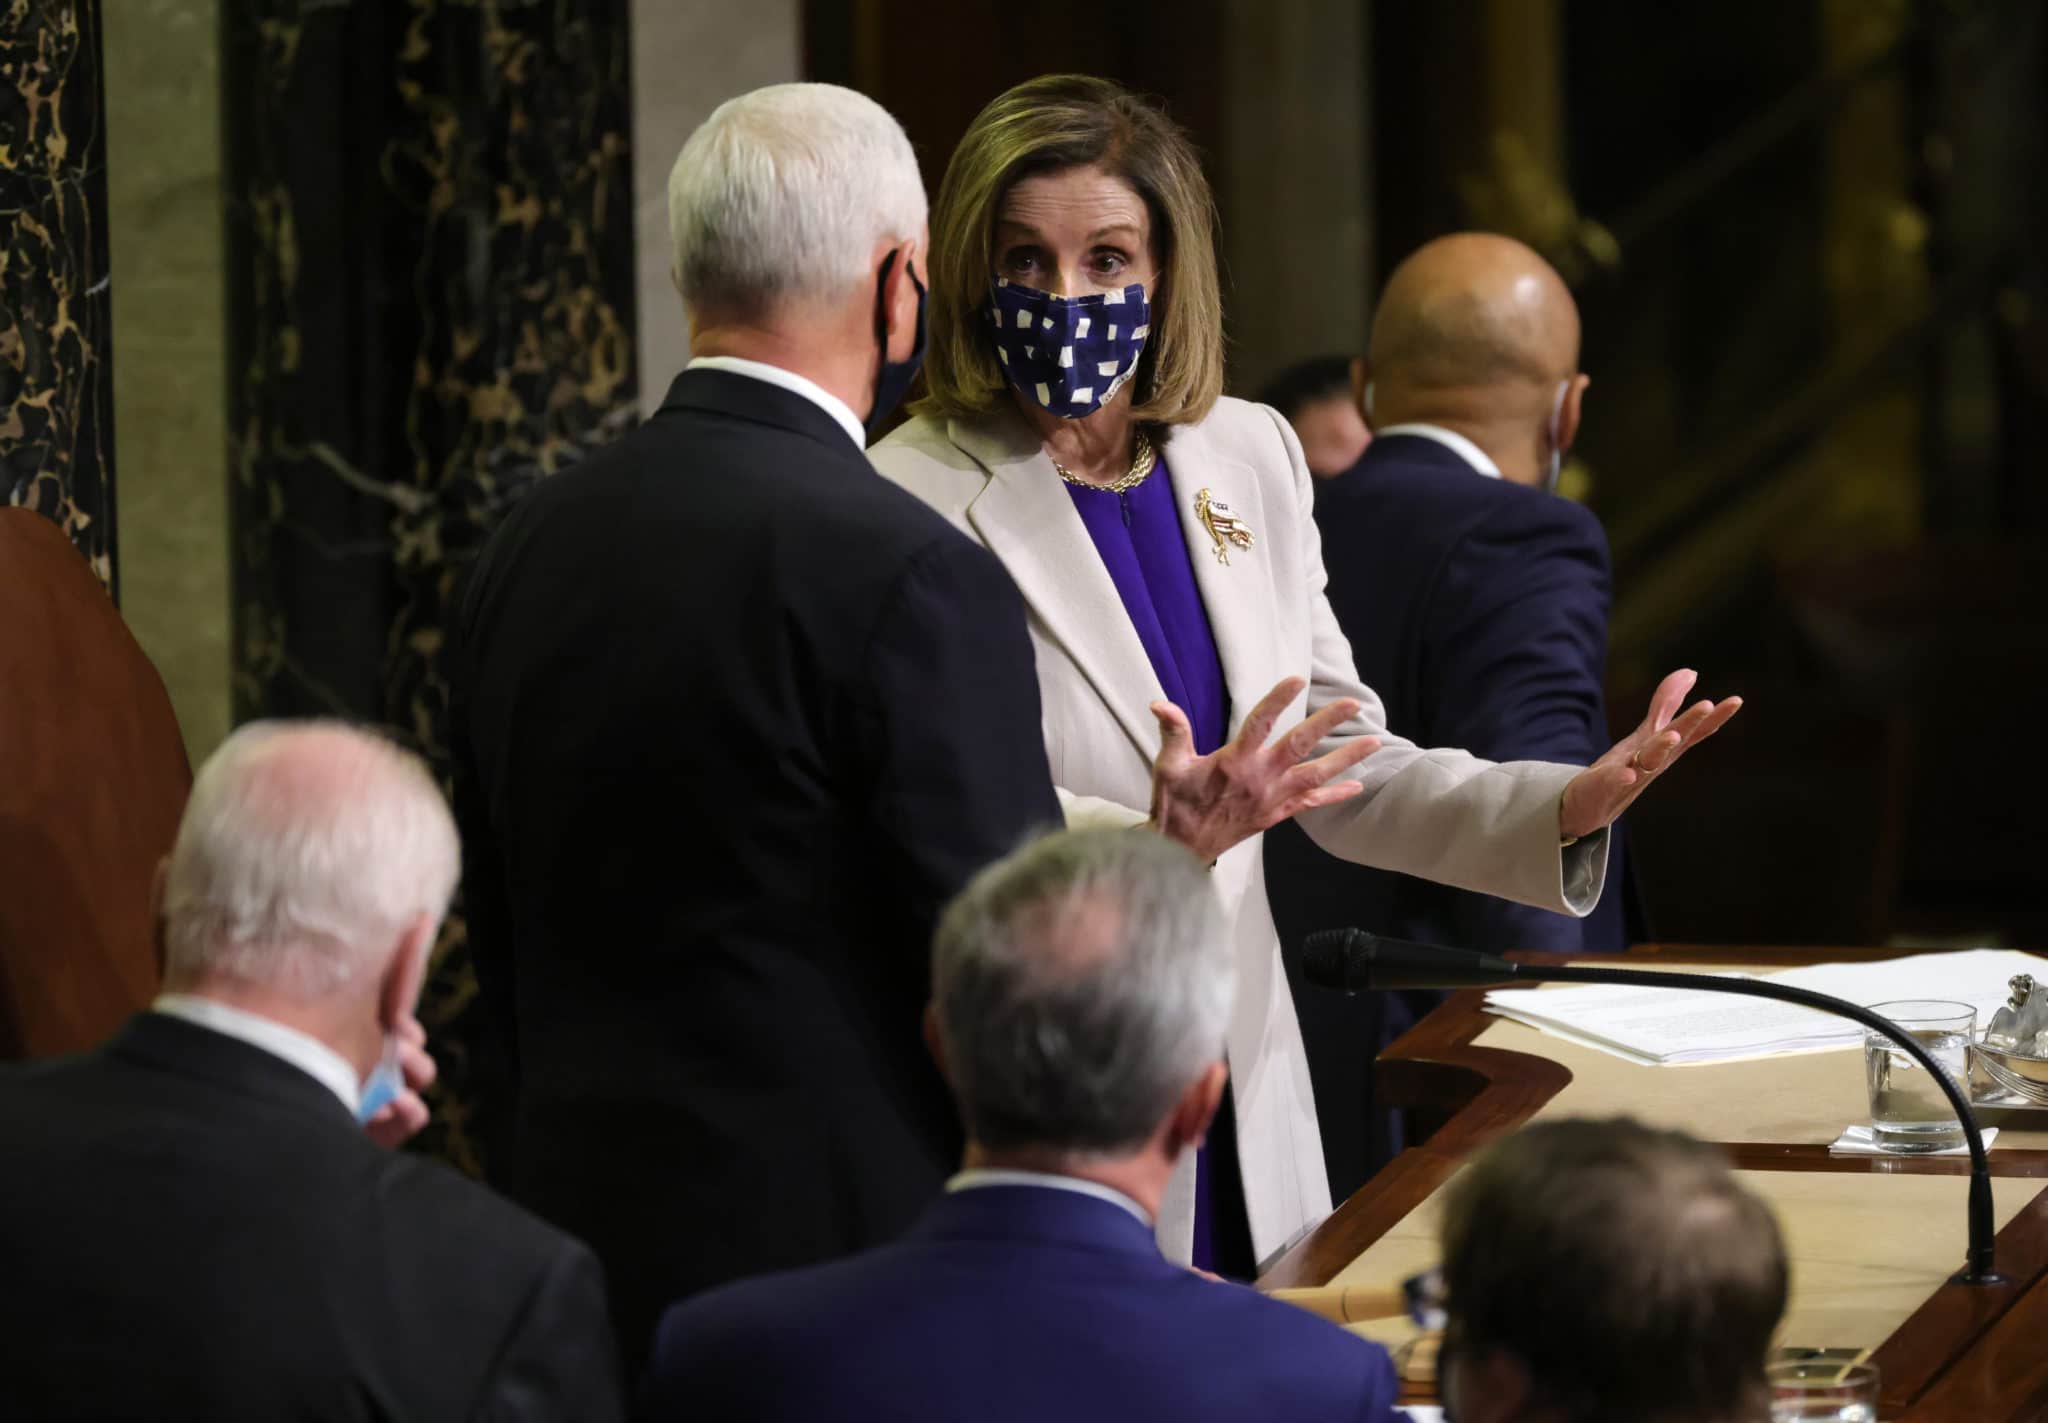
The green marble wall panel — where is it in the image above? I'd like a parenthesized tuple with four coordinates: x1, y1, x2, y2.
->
(104, 0, 231, 760)
(628, 0, 799, 415)
(2, 0, 117, 589)
(222, 0, 637, 1173)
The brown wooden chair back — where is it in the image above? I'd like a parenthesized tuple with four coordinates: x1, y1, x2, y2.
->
(0, 509, 191, 1058)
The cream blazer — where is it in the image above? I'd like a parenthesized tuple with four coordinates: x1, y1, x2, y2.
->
(869, 396, 1609, 1268)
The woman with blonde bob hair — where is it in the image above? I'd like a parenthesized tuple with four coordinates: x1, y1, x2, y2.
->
(871, 74, 1738, 1275)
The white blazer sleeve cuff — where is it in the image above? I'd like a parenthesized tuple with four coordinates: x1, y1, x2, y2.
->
(1561, 823, 1611, 917)
(1055, 786, 1151, 831)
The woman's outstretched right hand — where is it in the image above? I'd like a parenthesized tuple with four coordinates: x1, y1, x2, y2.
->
(1146, 676, 1381, 865)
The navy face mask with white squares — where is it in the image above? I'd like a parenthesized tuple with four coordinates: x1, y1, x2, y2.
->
(986, 278, 1151, 418)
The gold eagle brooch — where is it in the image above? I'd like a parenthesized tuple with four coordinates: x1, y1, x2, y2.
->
(1195, 488, 1254, 565)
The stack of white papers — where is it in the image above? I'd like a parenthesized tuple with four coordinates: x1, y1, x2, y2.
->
(1482, 949, 2048, 1066)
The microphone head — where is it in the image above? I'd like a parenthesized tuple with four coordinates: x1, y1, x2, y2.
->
(1301, 929, 1361, 991)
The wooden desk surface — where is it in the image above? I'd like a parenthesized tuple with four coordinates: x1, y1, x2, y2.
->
(1256, 944, 2048, 1421)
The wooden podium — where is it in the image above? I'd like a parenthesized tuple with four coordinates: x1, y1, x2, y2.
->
(1256, 944, 2048, 1421)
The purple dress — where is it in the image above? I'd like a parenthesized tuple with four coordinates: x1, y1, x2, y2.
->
(1063, 458, 1245, 1273)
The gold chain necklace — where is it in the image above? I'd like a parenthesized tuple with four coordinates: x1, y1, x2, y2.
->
(1050, 429, 1157, 495)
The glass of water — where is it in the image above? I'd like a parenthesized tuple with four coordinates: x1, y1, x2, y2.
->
(1864, 999, 1975, 1153)
(1768, 1360, 1880, 1421)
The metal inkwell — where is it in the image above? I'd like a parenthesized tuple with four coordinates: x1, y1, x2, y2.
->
(1971, 974, 2048, 1107)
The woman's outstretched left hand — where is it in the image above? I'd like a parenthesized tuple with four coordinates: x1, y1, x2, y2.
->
(1146, 676, 1381, 864)
(1560, 668, 1743, 842)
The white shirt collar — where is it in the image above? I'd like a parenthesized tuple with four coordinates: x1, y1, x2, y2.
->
(152, 994, 362, 1114)
(684, 355, 867, 451)
(1373, 422, 1503, 479)
(945, 1168, 1152, 1226)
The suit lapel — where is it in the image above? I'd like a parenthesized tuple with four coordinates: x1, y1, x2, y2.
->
(950, 416, 1164, 763)
(1157, 419, 1284, 736)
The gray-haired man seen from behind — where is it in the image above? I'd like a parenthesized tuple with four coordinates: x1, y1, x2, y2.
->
(641, 829, 1403, 1423)
(449, 83, 1065, 1365)
(1433, 1117, 1788, 1423)
(0, 721, 622, 1421)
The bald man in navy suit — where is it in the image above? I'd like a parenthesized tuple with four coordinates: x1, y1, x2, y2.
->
(1264, 235, 1646, 1198)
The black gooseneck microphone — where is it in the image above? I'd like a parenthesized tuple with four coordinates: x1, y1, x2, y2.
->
(1303, 929, 2007, 1286)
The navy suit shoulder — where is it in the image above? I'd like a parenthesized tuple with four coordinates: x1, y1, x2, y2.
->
(1393, 455, 1611, 636)
(1310, 434, 1614, 787)
(643, 1188, 1399, 1423)
(1317, 432, 1610, 545)
(1315, 437, 1610, 628)
(463, 371, 998, 655)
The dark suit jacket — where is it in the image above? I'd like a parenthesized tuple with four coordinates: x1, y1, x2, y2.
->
(450, 370, 1062, 1362)
(0, 1013, 621, 1422)
(1266, 433, 1639, 1199)
(643, 1183, 1403, 1423)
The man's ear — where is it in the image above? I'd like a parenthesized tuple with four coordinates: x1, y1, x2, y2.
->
(1167, 1060, 1228, 1156)
(1350, 356, 1374, 430)
(379, 913, 435, 1034)
(1557, 372, 1590, 455)
(1444, 1344, 1536, 1423)
(879, 235, 923, 363)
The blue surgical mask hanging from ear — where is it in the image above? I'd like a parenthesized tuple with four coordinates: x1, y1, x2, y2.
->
(356, 1033, 404, 1124)
(1543, 378, 1571, 494)
(866, 249, 927, 442)
(986, 278, 1150, 417)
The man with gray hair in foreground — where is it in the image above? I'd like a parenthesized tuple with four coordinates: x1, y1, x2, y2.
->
(641, 829, 1402, 1423)
(0, 722, 622, 1422)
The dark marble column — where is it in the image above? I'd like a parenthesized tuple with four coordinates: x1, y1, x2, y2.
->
(223, 0, 636, 1172)
(1, 0, 117, 594)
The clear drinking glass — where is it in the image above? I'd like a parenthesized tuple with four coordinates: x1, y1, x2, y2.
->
(1768, 1360, 1880, 1421)
(1864, 999, 1975, 1153)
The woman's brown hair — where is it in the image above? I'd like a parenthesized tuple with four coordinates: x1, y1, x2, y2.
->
(916, 74, 1225, 427)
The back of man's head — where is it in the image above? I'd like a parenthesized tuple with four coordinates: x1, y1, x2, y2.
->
(1370, 233, 1578, 392)
(668, 82, 926, 324)
(931, 829, 1233, 1158)
(1366, 233, 1586, 487)
(161, 721, 459, 1000)
(1439, 1117, 1788, 1423)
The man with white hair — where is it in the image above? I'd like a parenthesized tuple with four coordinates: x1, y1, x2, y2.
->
(641, 829, 1402, 1422)
(449, 83, 1064, 1362)
(0, 721, 623, 1421)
